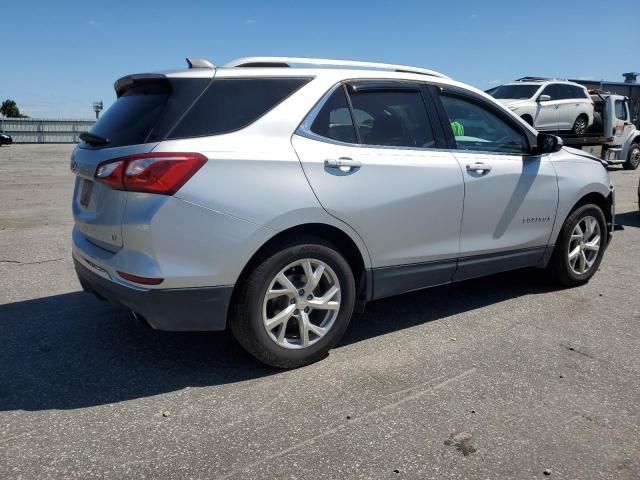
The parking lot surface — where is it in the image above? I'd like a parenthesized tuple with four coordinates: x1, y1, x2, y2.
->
(1, 144, 639, 479)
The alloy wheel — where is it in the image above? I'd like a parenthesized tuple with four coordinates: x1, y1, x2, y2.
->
(630, 147, 640, 169)
(574, 117, 587, 135)
(567, 215, 601, 275)
(262, 258, 341, 349)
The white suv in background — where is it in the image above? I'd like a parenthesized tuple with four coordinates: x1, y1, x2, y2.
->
(491, 79, 594, 135)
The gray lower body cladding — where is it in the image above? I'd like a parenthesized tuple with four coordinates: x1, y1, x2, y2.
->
(370, 246, 550, 300)
(74, 259, 233, 331)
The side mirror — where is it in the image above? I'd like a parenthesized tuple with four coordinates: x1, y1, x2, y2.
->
(537, 94, 551, 102)
(537, 133, 563, 154)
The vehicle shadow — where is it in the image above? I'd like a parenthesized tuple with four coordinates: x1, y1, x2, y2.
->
(342, 268, 553, 345)
(0, 268, 555, 412)
(615, 211, 640, 228)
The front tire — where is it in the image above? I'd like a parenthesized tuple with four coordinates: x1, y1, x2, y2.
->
(624, 143, 640, 170)
(548, 204, 607, 287)
(229, 237, 355, 368)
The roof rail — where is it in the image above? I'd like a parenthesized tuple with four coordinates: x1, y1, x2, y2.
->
(515, 76, 567, 82)
(223, 57, 449, 79)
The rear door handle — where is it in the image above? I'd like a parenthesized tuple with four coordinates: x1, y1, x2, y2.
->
(324, 157, 362, 172)
(466, 162, 492, 174)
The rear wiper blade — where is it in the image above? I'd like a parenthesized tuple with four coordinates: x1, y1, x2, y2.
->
(79, 132, 110, 146)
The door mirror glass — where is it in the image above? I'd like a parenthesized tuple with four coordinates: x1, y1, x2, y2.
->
(538, 94, 551, 102)
(537, 133, 563, 154)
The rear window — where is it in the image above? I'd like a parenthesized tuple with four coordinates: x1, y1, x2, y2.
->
(168, 77, 311, 139)
(83, 76, 210, 149)
(87, 93, 169, 148)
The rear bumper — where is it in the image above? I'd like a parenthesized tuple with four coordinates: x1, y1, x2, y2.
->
(75, 259, 233, 331)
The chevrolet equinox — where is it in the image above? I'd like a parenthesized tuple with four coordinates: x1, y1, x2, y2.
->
(72, 57, 614, 367)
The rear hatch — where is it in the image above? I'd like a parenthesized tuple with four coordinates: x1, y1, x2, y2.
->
(72, 73, 212, 251)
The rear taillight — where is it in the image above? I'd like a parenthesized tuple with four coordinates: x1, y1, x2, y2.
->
(95, 153, 207, 195)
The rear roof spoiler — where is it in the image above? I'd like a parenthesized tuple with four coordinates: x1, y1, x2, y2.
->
(114, 73, 171, 97)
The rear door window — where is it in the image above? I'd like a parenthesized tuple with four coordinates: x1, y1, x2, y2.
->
(310, 87, 357, 143)
(554, 84, 573, 100)
(347, 89, 435, 148)
(571, 85, 588, 99)
(169, 77, 311, 139)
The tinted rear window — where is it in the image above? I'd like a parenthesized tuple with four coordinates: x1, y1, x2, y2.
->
(168, 77, 311, 139)
(87, 93, 168, 148)
(82, 77, 211, 149)
(349, 89, 435, 148)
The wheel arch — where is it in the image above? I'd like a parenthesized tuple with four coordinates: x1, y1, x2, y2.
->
(229, 222, 371, 319)
(623, 134, 640, 161)
(563, 191, 613, 240)
(545, 189, 612, 268)
(573, 113, 589, 130)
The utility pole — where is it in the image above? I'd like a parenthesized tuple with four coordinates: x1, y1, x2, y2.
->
(93, 100, 103, 120)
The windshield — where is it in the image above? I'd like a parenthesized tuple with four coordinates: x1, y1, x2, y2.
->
(491, 84, 540, 100)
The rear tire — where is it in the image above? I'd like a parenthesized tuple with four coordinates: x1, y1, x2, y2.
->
(572, 115, 588, 135)
(624, 143, 640, 170)
(547, 204, 607, 287)
(229, 237, 355, 368)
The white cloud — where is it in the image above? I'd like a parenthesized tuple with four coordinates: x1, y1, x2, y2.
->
(488, 79, 502, 85)
(245, 19, 256, 24)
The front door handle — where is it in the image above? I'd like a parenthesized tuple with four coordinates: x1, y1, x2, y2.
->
(466, 162, 492, 174)
(324, 157, 362, 173)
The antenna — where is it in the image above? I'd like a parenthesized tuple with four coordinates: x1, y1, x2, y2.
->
(186, 58, 215, 69)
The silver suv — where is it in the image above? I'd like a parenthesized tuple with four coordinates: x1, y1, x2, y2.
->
(71, 57, 614, 367)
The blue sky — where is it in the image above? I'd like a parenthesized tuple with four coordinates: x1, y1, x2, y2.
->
(2, 0, 638, 118)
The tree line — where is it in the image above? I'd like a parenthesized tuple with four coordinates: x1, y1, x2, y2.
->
(1, 99, 28, 118)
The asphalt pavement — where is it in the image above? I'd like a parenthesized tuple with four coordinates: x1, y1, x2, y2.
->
(1, 144, 639, 479)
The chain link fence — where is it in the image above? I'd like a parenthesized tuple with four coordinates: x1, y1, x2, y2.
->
(0, 118, 95, 143)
